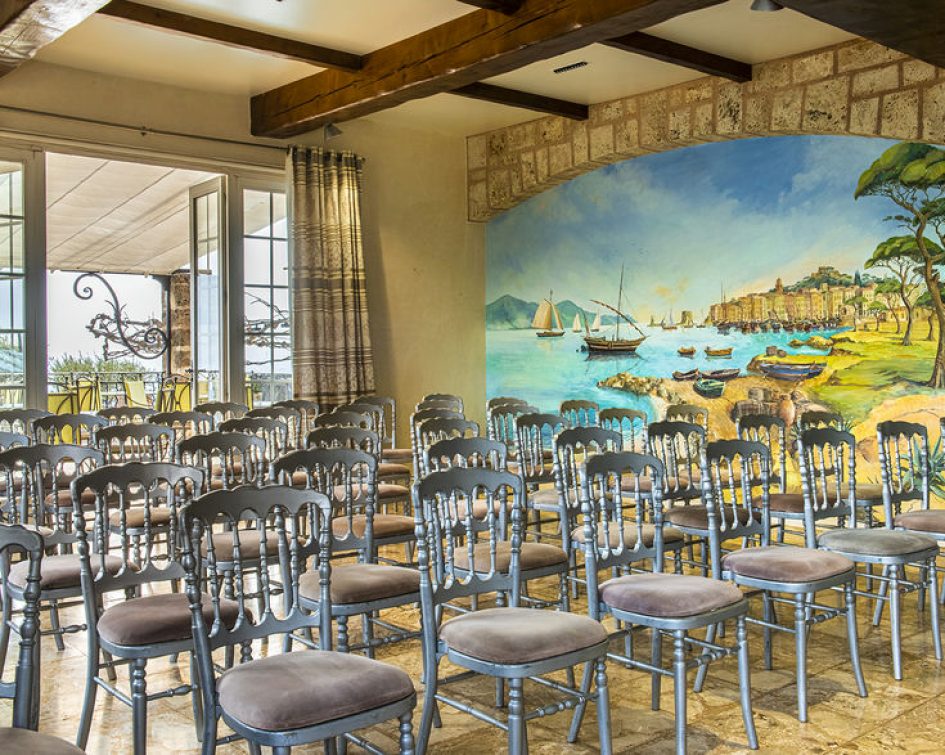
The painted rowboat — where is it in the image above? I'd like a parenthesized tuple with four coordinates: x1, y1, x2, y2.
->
(678, 347, 696, 357)
(756, 361, 826, 381)
(705, 347, 733, 358)
(694, 378, 725, 398)
(699, 368, 740, 381)
(672, 368, 699, 381)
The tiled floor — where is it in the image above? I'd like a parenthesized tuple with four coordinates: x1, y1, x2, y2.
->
(2, 550, 944, 753)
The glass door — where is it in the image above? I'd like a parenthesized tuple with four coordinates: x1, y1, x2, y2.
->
(189, 177, 226, 404)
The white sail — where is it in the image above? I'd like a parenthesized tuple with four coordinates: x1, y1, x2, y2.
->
(572, 313, 581, 332)
(550, 302, 563, 331)
(591, 312, 601, 331)
(531, 300, 552, 330)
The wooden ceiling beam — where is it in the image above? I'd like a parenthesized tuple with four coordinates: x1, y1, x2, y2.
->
(251, 0, 724, 138)
(452, 82, 588, 119)
(99, 0, 362, 72)
(602, 31, 751, 82)
(456, 0, 525, 13)
(0, 0, 111, 76)
(776, 0, 945, 68)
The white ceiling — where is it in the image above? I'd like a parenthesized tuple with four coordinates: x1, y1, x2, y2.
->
(31, 0, 857, 136)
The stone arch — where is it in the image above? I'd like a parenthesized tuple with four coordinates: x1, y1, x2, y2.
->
(466, 39, 945, 222)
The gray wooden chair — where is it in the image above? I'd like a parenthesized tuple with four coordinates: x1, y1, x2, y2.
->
(273, 447, 421, 659)
(315, 409, 373, 431)
(356, 395, 411, 463)
(599, 407, 648, 453)
(414, 466, 611, 755)
(0, 444, 105, 666)
(424, 436, 508, 474)
(193, 401, 249, 425)
(346, 401, 411, 483)
(273, 398, 320, 448)
(33, 413, 107, 446)
(700, 439, 866, 722)
(800, 427, 941, 680)
(409, 407, 464, 465)
(93, 423, 175, 463)
(560, 399, 599, 428)
(514, 412, 569, 543)
(182, 483, 416, 754)
(736, 414, 797, 542)
(576, 450, 756, 755)
(219, 416, 288, 463)
(665, 403, 709, 433)
(420, 392, 463, 412)
(487, 402, 536, 458)
(797, 410, 843, 431)
(0, 430, 29, 451)
(177, 431, 267, 490)
(0, 409, 52, 436)
(413, 416, 480, 478)
(247, 405, 302, 449)
(96, 406, 155, 425)
(150, 410, 214, 439)
(0, 524, 84, 753)
(72, 461, 205, 752)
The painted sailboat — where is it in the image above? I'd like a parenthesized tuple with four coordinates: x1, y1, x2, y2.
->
(572, 313, 582, 333)
(649, 315, 658, 327)
(584, 266, 647, 355)
(591, 312, 602, 332)
(662, 310, 678, 331)
(532, 291, 565, 338)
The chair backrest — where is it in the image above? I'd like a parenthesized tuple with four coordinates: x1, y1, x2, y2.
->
(415, 398, 463, 414)
(701, 439, 771, 577)
(665, 403, 709, 432)
(272, 447, 378, 556)
(410, 407, 464, 460)
(93, 422, 175, 462)
(150, 410, 214, 440)
(560, 399, 600, 428)
(72, 462, 204, 595)
(0, 444, 104, 546)
(599, 407, 648, 453)
(219, 416, 288, 461)
(646, 420, 706, 502)
(414, 416, 481, 477)
(74, 377, 102, 413)
(181, 485, 334, 685)
(514, 412, 569, 485)
(178, 431, 267, 489)
(487, 396, 529, 412)
(425, 437, 507, 474)
(273, 399, 321, 446)
(313, 409, 372, 431)
(553, 426, 622, 517)
(355, 395, 397, 448)
(877, 420, 929, 520)
(32, 412, 108, 445)
(798, 427, 857, 546)
(421, 393, 464, 412)
(155, 376, 191, 413)
(343, 402, 387, 436)
(97, 406, 155, 425)
(247, 406, 302, 449)
(736, 413, 787, 493)
(580, 452, 668, 621)
(0, 409, 52, 435)
(487, 402, 538, 452)
(798, 410, 843, 431)
(0, 430, 29, 451)
(305, 426, 382, 456)
(413, 467, 523, 608)
(194, 401, 249, 425)
(123, 378, 151, 409)
(0, 524, 44, 729)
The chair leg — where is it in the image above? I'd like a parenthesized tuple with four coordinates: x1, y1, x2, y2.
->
(872, 565, 889, 626)
(762, 591, 774, 671)
(890, 564, 903, 680)
(131, 657, 148, 754)
(693, 623, 716, 693)
(844, 581, 867, 697)
(0, 572, 12, 672)
(930, 559, 942, 661)
(416, 657, 440, 755)
(507, 676, 526, 755)
(337, 615, 349, 654)
(651, 628, 663, 710)
(794, 594, 808, 723)
(399, 709, 416, 755)
(595, 657, 613, 755)
(567, 661, 593, 743)
(672, 630, 687, 755)
(362, 611, 375, 659)
(736, 615, 758, 749)
(247, 742, 262, 755)
(48, 599, 66, 651)
(76, 637, 100, 748)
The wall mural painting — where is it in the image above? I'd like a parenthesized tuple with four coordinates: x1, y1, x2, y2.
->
(486, 135, 945, 480)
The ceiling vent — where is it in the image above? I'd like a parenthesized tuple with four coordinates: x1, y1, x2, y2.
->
(553, 61, 588, 75)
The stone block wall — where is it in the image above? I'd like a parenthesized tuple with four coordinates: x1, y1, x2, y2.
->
(168, 271, 191, 376)
(467, 39, 945, 222)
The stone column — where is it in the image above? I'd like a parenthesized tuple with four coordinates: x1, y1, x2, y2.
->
(169, 271, 191, 376)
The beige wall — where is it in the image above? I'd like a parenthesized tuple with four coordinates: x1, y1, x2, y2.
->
(0, 61, 485, 439)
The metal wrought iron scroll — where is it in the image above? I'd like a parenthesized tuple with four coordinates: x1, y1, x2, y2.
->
(73, 272, 169, 360)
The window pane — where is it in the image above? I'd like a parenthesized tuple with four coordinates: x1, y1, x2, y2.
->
(273, 240, 288, 286)
(271, 193, 287, 238)
(243, 189, 271, 235)
(243, 237, 271, 285)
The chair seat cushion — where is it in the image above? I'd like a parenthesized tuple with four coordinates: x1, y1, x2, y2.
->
(378, 462, 410, 478)
(0, 727, 84, 754)
(382, 447, 413, 463)
(201, 530, 281, 559)
(108, 506, 172, 529)
(855, 483, 884, 502)
(665, 504, 758, 531)
(455, 495, 514, 519)
(44, 489, 101, 510)
(819, 528, 938, 558)
(528, 487, 559, 509)
(331, 482, 409, 502)
(300, 563, 420, 605)
(722, 546, 853, 583)
(620, 476, 655, 494)
(570, 523, 684, 548)
(439, 607, 607, 665)
(453, 541, 567, 573)
(217, 650, 414, 732)
(768, 493, 806, 513)
(9, 553, 124, 591)
(895, 509, 945, 534)
(97, 592, 241, 647)
(600, 573, 743, 618)
(331, 514, 414, 540)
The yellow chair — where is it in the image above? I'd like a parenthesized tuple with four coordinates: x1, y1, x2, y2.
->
(157, 378, 192, 412)
(123, 378, 152, 409)
(48, 390, 75, 415)
(74, 377, 102, 412)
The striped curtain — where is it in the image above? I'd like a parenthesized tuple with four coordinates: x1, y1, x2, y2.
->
(289, 147, 375, 407)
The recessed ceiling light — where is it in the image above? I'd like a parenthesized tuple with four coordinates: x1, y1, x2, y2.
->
(553, 61, 588, 75)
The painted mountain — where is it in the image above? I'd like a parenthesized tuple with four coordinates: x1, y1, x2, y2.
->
(485, 295, 618, 330)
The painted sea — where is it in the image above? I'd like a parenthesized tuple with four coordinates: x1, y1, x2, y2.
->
(486, 325, 845, 418)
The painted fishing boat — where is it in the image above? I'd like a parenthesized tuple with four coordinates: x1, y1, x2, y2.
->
(705, 346, 733, 358)
(756, 361, 826, 381)
(699, 368, 740, 381)
(590, 312, 602, 332)
(672, 368, 699, 381)
(584, 265, 648, 355)
(532, 291, 565, 338)
(694, 378, 725, 398)
(572, 313, 582, 333)
(678, 346, 696, 357)
(662, 310, 678, 330)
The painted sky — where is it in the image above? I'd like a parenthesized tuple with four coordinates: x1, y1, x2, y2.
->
(486, 135, 906, 321)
